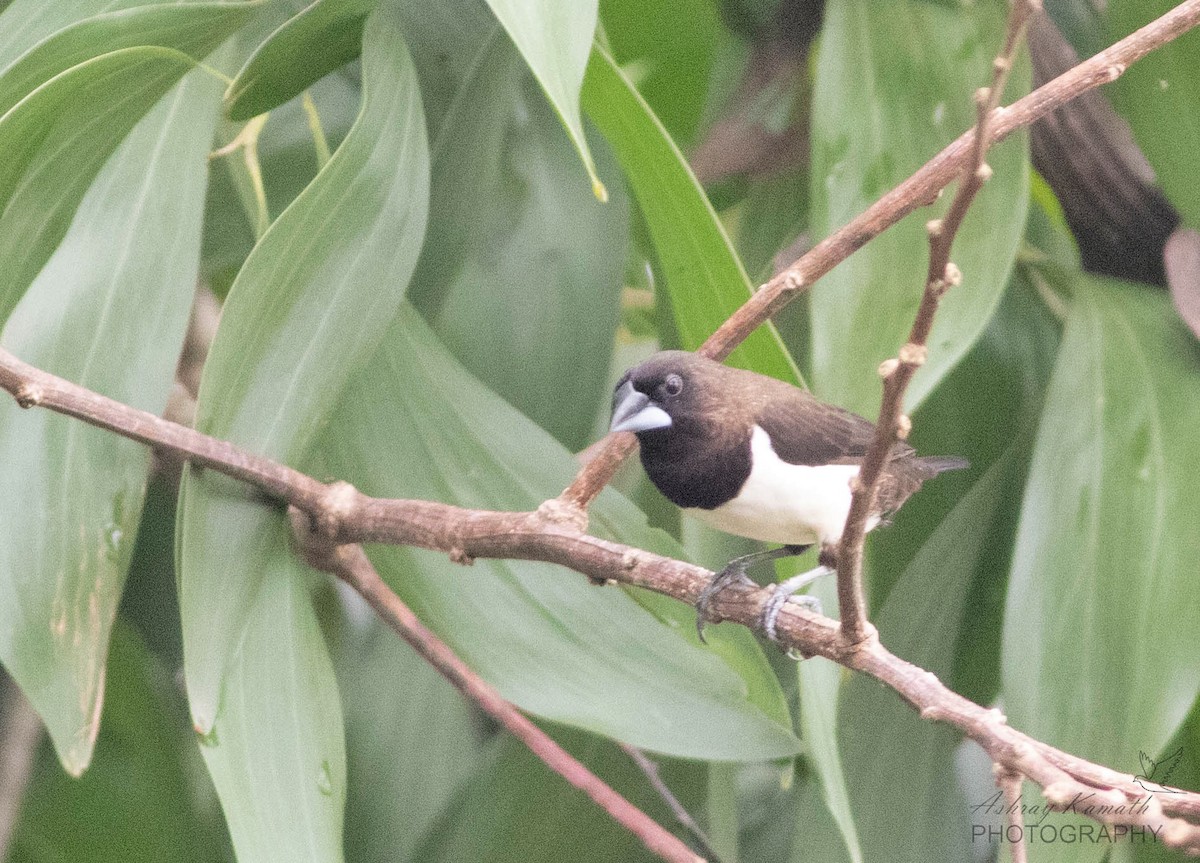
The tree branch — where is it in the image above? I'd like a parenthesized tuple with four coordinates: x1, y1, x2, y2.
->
(3, 348, 1200, 853)
(559, 0, 1200, 511)
(835, 0, 1039, 642)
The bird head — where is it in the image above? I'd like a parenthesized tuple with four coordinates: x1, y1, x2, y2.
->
(610, 351, 708, 436)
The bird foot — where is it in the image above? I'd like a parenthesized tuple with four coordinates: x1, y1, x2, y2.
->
(695, 564, 756, 643)
(759, 565, 834, 651)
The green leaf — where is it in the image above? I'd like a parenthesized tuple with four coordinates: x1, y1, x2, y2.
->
(0, 2, 256, 117)
(807, 0, 1029, 415)
(837, 445, 1027, 861)
(0, 0, 256, 330)
(1002, 277, 1200, 789)
(414, 726, 705, 863)
(483, 0, 605, 198)
(0, 48, 206, 329)
(179, 1, 430, 729)
(197, 571, 346, 863)
(797, 581, 863, 863)
(336, 612, 483, 863)
(597, 0, 720, 148)
(1107, 0, 1200, 228)
(583, 45, 802, 386)
(321, 304, 799, 761)
(225, 0, 377, 120)
(410, 29, 629, 450)
(0, 68, 225, 775)
(10, 623, 230, 863)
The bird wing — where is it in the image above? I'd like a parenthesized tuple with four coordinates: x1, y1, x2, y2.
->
(754, 390, 902, 466)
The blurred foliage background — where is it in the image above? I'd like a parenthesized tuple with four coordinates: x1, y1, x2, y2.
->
(0, 0, 1197, 861)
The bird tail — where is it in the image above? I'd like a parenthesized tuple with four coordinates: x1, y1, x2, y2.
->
(919, 455, 970, 475)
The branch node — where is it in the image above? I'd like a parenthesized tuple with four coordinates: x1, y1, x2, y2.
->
(449, 547, 475, 566)
(536, 497, 588, 532)
(1042, 781, 1077, 808)
(315, 480, 359, 539)
(13, 383, 43, 409)
(896, 414, 912, 439)
(878, 357, 900, 378)
(782, 270, 805, 293)
(898, 342, 928, 366)
(1105, 62, 1127, 82)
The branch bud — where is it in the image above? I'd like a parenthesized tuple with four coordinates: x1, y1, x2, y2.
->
(926, 219, 944, 239)
(898, 343, 928, 366)
(878, 357, 900, 378)
(896, 414, 912, 439)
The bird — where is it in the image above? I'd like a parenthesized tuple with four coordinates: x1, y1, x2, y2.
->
(609, 350, 967, 642)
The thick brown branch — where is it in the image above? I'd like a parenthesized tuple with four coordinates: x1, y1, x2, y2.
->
(560, 0, 1200, 510)
(3, 349, 1200, 852)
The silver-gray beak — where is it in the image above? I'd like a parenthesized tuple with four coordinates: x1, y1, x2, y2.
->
(610, 380, 672, 434)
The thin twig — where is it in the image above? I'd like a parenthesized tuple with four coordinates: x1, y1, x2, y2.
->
(559, 0, 1200, 511)
(288, 511, 703, 863)
(0, 675, 42, 857)
(997, 767, 1029, 863)
(835, 0, 1041, 642)
(619, 743, 722, 863)
(4, 349, 1200, 852)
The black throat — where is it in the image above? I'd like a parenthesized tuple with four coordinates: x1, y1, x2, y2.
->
(637, 422, 752, 511)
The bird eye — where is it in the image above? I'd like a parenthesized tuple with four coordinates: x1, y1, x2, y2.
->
(663, 374, 683, 396)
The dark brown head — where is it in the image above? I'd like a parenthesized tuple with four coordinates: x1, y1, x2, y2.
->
(609, 351, 738, 440)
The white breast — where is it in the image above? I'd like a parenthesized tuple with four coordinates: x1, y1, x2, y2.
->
(684, 425, 877, 546)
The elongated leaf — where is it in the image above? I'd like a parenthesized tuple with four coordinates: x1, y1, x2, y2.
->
(0, 69, 225, 775)
(0, 0, 165, 69)
(797, 581, 863, 863)
(411, 29, 628, 450)
(597, 0, 720, 148)
(225, 0, 376, 120)
(837, 446, 1024, 862)
(198, 571, 346, 863)
(808, 0, 1029, 415)
(179, 1, 430, 728)
(321, 304, 799, 761)
(337, 610, 483, 863)
(10, 623, 230, 862)
(583, 45, 802, 386)
(483, 0, 604, 197)
(416, 727, 704, 863)
(1107, 1, 1200, 228)
(1002, 277, 1200, 851)
(0, 2, 256, 117)
(0, 48, 206, 329)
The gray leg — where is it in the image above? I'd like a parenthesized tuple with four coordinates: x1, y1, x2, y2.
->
(760, 565, 834, 645)
(696, 544, 809, 642)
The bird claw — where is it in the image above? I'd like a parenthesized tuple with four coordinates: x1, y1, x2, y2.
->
(758, 564, 834, 652)
(695, 564, 755, 643)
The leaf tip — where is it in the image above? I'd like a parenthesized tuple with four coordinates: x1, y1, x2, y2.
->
(592, 176, 609, 203)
